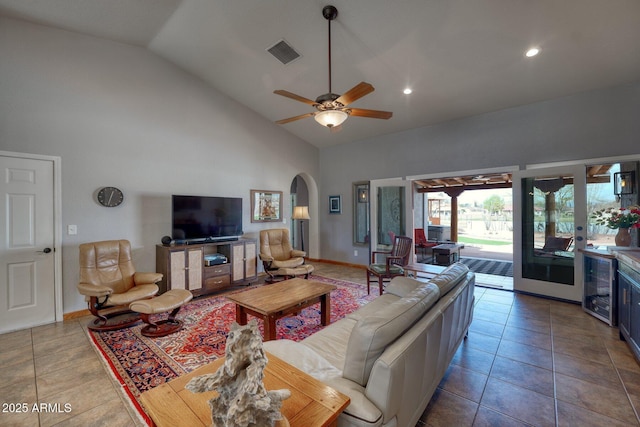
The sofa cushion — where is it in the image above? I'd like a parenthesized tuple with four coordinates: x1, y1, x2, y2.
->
(342, 282, 440, 386)
(262, 339, 342, 379)
(303, 316, 357, 370)
(429, 263, 469, 296)
(385, 276, 427, 297)
(346, 293, 400, 321)
(263, 340, 384, 425)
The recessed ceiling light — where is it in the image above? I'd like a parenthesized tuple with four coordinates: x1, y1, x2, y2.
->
(525, 47, 540, 57)
(403, 88, 413, 95)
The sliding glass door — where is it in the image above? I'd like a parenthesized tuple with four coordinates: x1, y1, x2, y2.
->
(513, 165, 586, 301)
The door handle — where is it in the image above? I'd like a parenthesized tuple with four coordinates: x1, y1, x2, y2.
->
(37, 247, 52, 254)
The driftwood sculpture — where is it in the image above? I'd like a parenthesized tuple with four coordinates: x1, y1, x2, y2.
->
(186, 320, 291, 427)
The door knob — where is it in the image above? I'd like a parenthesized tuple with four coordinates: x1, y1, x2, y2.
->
(38, 247, 52, 254)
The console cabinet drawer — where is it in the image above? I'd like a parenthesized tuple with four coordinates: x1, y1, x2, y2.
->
(204, 264, 230, 278)
(204, 274, 231, 290)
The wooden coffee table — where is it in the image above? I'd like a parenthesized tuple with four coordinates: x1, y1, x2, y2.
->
(140, 352, 350, 427)
(226, 277, 336, 341)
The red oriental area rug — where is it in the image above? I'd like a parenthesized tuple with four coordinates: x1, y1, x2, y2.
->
(87, 275, 375, 425)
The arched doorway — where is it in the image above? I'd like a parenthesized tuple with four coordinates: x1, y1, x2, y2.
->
(290, 173, 319, 259)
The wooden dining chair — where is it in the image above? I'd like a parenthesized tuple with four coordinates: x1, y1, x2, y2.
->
(366, 235, 413, 295)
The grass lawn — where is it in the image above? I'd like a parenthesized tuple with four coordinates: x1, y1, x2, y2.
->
(458, 236, 512, 246)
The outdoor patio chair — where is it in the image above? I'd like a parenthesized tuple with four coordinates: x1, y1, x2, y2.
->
(534, 236, 574, 257)
(414, 228, 437, 262)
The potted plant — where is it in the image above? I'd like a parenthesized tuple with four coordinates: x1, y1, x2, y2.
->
(591, 205, 640, 246)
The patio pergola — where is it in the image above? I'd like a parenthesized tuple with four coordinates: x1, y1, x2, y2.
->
(414, 165, 612, 242)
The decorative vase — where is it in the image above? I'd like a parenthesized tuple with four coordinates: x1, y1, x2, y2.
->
(615, 227, 632, 247)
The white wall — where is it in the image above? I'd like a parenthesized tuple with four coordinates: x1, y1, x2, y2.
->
(319, 82, 640, 264)
(0, 18, 319, 313)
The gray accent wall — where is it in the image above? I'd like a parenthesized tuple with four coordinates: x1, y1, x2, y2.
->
(0, 18, 319, 313)
(319, 82, 640, 264)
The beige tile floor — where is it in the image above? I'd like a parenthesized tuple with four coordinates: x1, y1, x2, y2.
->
(1, 262, 638, 426)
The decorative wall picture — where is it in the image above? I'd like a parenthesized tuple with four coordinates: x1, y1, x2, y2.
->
(329, 195, 342, 214)
(251, 190, 283, 222)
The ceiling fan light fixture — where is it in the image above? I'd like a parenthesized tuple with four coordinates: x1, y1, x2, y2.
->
(314, 110, 348, 128)
(525, 47, 540, 57)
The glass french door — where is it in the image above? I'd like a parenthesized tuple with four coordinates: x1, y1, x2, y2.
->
(369, 178, 412, 252)
(377, 186, 406, 246)
(513, 165, 586, 301)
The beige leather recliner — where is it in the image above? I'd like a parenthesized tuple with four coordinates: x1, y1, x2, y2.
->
(259, 228, 313, 282)
(77, 240, 162, 331)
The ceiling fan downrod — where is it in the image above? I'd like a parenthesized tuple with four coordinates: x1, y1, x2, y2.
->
(323, 5, 338, 96)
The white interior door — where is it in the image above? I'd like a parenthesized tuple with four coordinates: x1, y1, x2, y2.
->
(513, 165, 586, 302)
(0, 154, 57, 333)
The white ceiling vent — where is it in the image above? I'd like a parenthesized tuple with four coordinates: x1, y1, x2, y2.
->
(266, 39, 301, 65)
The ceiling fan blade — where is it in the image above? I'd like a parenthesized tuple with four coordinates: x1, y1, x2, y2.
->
(335, 82, 374, 106)
(275, 112, 315, 125)
(273, 90, 318, 106)
(348, 108, 393, 119)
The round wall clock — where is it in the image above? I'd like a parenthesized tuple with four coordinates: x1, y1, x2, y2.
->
(97, 186, 124, 207)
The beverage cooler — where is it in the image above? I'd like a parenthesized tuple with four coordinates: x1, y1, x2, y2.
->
(582, 250, 617, 326)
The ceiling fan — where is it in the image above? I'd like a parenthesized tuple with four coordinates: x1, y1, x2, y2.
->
(274, 5, 393, 130)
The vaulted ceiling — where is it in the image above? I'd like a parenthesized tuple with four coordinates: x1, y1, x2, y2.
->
(2, 0, 640, 148)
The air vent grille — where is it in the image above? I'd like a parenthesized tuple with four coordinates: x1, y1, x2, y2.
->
(266, 39, 301, 65)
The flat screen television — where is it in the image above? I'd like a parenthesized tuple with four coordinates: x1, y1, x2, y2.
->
(172, 195, 243, 243)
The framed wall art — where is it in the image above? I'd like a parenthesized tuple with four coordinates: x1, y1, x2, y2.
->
(251, 190, 283, 222)
(329, 195, 342, 214)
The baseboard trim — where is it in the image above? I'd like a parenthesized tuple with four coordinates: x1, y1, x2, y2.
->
(308, 258, 367, 270)
(64, 309, 90, 320)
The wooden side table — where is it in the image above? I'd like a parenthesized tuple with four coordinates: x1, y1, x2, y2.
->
(140, 352, 350, 427)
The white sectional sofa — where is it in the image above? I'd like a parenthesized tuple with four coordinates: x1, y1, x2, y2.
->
(263, 262, 475, 427)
